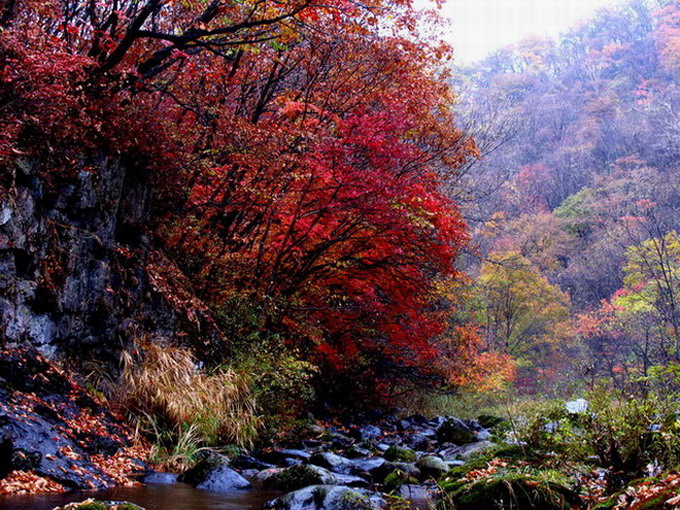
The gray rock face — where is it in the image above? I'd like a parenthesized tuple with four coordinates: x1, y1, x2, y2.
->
(0, 156, 182, 358)
(0, 350, 147, 490)
(195, 466, 252, 491)
(263, 485, 386, 510)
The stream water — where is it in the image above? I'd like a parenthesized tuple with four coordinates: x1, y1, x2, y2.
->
(0, 483, 282, 510)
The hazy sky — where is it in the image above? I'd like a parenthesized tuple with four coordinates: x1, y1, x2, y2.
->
(441, 0, 617, 62)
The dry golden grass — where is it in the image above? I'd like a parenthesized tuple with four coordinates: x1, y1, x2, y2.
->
(118, 342, 260, 449)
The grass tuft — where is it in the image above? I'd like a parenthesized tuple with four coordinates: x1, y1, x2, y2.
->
(118, 341, 260, 460)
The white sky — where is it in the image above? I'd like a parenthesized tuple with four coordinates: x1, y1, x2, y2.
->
(440, 0, 617, 62)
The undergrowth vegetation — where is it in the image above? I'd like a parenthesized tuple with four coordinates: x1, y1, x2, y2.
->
(118, 342, 259, 467)
(436, 388, 680, 508)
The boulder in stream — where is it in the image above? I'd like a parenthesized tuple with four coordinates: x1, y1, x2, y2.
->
(263, 485, 386, 510)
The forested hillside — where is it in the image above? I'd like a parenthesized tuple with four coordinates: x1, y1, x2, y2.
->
(7, 0, 680, 508)
(454, 0, 680, 393)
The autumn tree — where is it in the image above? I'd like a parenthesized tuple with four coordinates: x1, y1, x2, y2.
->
(1, 0, 477, 407)
(475, 251, 573, 390)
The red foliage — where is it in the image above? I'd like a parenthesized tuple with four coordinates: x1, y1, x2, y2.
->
(0, 0, 476, 401)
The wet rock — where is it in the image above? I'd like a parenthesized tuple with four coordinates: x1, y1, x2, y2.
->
(353, 425, 382, 441)
(262, 449, 312, 466)
(309, 452, 353, 474)
(429, 416, 446, 427)
(241, 469, 261, 480)
(466, 419, 484, 432)
(399, 484, 432, 502)
(142, 472, 178, 484)
(231, 454, 275, 471)
(180, 452, 231, 486)
(397, 419, 413, 431)
(329, 434, 353, 450)
(346, 457, 388, 479)
(436, 418, 476, 444)
(346, 445, 370, 459)
(0, 350, 148, 490)
(405, 433, 432, 451)
(263, 485, 386, 510)
(194, 465, 252, 492)
(416, 456, 448, 479)
(475, 429, 492, 441)
(255, 464, 367, 491)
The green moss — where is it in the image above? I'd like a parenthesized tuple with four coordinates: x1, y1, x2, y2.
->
(449, 474, 580, 510)
(384, 445, 417, 463)
(383, 469, 418, 491)
(263, 464, 328, 491)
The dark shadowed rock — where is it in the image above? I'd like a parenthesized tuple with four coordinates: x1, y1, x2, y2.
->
(231, 454, 276, 471)
(309, 452, 353, 474)
(0, 428, 13, 479)
(0, 350, 147, 490)
(346, 445, 371, 459)
(263, 485, 386, 510)
(263, 449, 313, 466)
(408, 415, 429, 426)
(405, 433, 432, 451)
(347, 457, 389, 481)
(436, 418, 476, 444)
(353, 425, 382, 441)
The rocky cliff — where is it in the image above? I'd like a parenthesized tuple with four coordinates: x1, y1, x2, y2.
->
(0, 155, 174, 360)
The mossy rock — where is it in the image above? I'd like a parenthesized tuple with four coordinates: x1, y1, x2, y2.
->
(415, 456, 448, 479)
(384, 445, 417, 463)
(448, 474, 581, 510)
(53, 501, 145, 510)
(383, 469, 418, 491)
(261, 464, 334, 491)
(437, 418, 476, 444)
(179, 451, 230, 485)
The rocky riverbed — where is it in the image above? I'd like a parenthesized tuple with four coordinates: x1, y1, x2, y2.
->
(130, 411, 495, 509)
(0, 348, 502, 509)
